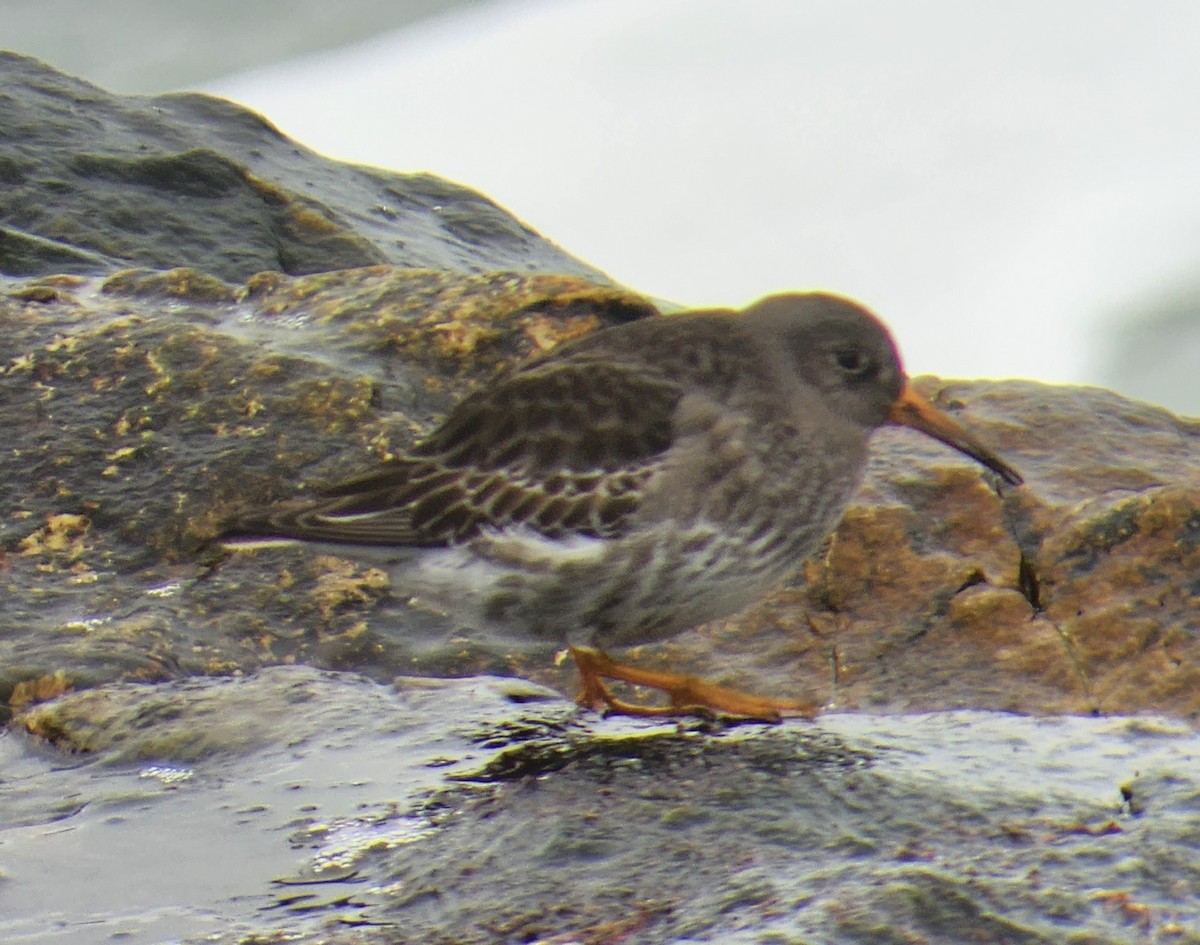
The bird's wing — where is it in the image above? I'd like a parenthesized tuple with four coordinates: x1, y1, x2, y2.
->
(232, 359, 684, 547)
(410, 355, 682, 472)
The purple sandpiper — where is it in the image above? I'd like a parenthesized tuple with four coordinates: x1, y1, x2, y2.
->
(222, 292, 1022, 719)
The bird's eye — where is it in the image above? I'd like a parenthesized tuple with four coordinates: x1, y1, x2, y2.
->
(832, 347, 874, 377)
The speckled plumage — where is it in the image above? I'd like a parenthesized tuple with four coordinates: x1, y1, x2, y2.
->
(224, 292, 1021, 717)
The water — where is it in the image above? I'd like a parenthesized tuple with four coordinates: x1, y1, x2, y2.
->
(2, 670, 1197, 944)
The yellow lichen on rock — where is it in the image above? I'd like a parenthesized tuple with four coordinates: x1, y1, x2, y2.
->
(309, 556, 391, 621)
(19, 513, 91, 561)
(9, 671, 72, 712)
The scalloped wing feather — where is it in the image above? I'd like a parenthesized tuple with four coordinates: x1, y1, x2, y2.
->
(244, 459, 657, 547)
(412, 358, 682, 473)
(233, 358, 682, 547)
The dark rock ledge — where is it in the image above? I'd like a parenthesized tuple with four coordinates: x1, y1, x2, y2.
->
(1, 53, 1198, 945)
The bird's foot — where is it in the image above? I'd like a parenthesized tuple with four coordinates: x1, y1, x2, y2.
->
(569, 645, 818, 723)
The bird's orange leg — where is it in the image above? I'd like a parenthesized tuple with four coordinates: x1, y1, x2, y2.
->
(569, 645, 817, 722)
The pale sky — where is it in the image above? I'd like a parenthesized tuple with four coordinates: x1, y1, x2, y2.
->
(206, 0, 1200, 401)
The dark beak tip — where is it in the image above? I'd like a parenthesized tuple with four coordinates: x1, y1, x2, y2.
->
(984, 465, 1019, 488)
(997, 465, 1025, 488)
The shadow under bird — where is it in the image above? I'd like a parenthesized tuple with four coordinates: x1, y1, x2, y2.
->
(221, 292, 1022, 720)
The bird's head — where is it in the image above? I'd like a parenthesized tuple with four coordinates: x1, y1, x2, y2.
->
(742, 292, 1022, 485)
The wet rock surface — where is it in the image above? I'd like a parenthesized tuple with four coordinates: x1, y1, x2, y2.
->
(6, 669, 1200, 944)
(2, 56, 1198, 945)
(3, 264, 1196, 727)
(0, 52, 606, 283)
(715, 381, 1200, 720)
(0, 265, 658, 721)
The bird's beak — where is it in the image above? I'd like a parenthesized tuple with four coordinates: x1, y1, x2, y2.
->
(888, 382, 1023, 486)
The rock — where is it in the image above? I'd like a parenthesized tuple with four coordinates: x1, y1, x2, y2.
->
(0, 51, 607, 282)
(1, 58, 1197, 727)
(0, 265, 657, 721)
(793, 383, 1200, 717)
(8, 668, 1200, 944)
(3, 54, 1200, 945)
(3, 260, 1197, 724)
